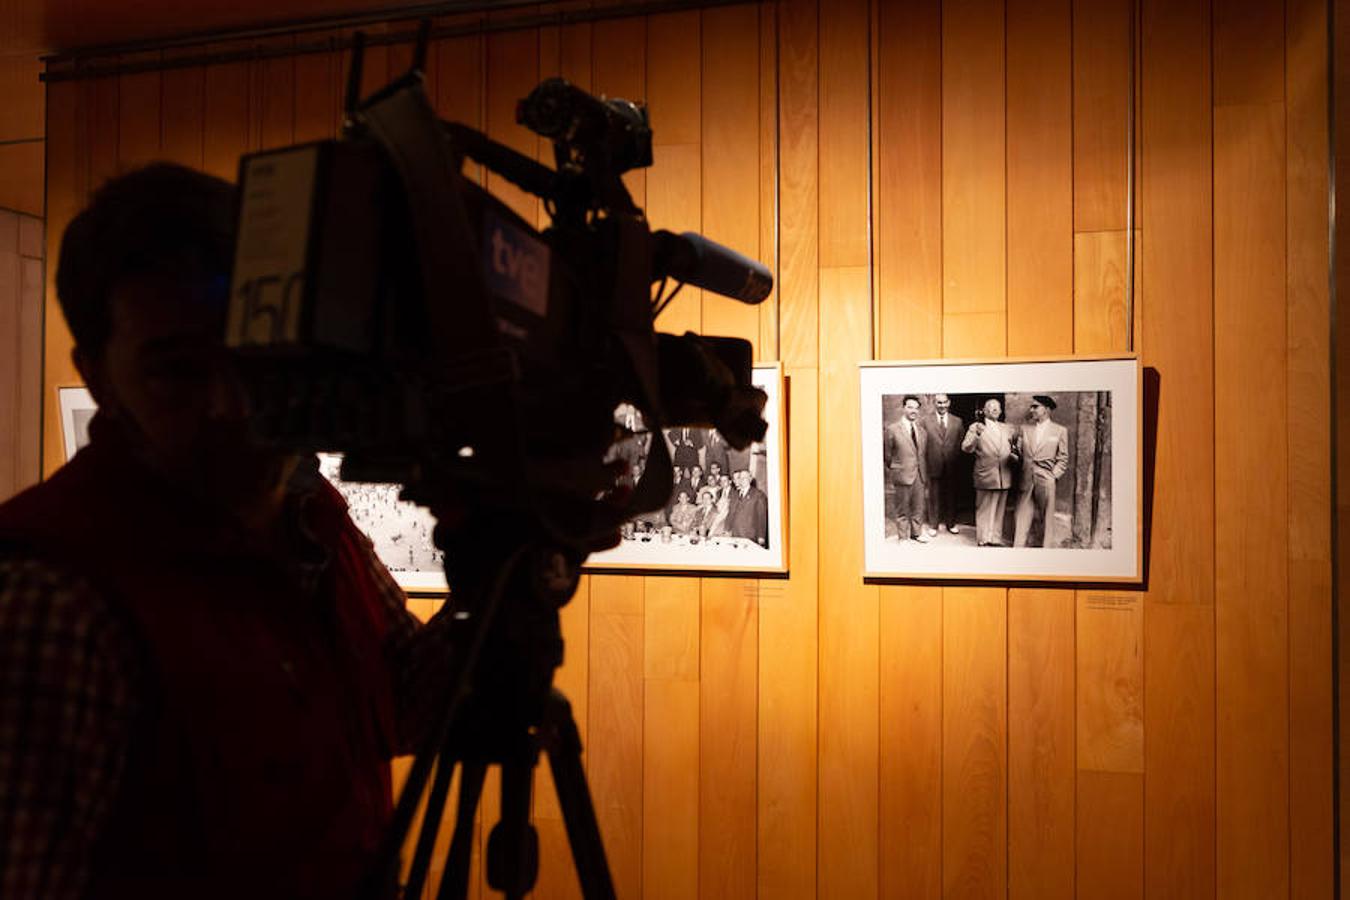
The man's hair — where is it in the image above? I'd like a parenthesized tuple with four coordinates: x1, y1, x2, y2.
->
(56, 163, 237, 357)
(902, 394, 920, 407)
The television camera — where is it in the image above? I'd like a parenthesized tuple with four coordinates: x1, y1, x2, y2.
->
(225, 25, 773, 900)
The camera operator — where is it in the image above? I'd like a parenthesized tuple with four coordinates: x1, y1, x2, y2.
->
(0, 164, 457, 899)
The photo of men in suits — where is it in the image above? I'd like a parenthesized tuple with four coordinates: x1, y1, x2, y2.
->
(883, 395, 930, 542)
(961, 397, 1017, 546)
(922, 393, 964, 536)
(879, 390, 1113, 551)
(1013, 394, 1071, 547)
(727, 468, 769, 547)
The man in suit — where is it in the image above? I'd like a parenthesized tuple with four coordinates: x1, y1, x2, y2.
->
(922, 393, 964, 536)
(961, 397, 1017, 546)
(726, 468, 770, 547)
(1013, 394, 1071, 547)
(668, 426, 704, 470)
(883, 395, 930, 542)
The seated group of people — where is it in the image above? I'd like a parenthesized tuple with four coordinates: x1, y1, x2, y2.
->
(631, 461, 769, 548)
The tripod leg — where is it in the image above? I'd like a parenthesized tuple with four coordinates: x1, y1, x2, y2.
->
(486, 759, 539, 900)
(436, 760, 489, 900)
(404, 752, 456, 900)
(542, 691, 617, 900)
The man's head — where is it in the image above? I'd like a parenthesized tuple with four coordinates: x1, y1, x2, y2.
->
(902, 395, 920, 421)
(934, 393, 951, 414)
(1029, 394, 1057, 422)
(983, 398, 1002, 420)
(57, 164, 294, 510)
(708, 461, 722, 480)
(733, 469, 751, 492)
(690, 465, 702, 481)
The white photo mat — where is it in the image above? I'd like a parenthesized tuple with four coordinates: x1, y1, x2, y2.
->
(860, 356, 1141, 582)
(58, 386, 97, 463)
(585, 363, 787, 574)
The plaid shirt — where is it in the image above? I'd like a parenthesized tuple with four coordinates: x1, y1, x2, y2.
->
(0, 490, 454, 899)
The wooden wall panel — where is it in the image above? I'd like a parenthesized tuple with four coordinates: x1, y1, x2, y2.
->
(1213, 43, 1290, 900)
(1140, 1, 1218, 897)
(1284, 0, 1334, 895)
(757, 367, 817, 900)
(873, 0, 940, 361)
(776, 0, 818, 368)
(36, 4, 1339, 898)
(816, 0, 874, 897)
(873, 4, 942, 897)
(701, 4, 762, 351)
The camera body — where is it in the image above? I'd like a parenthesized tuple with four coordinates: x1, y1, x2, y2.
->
(225, 54, 770, 551)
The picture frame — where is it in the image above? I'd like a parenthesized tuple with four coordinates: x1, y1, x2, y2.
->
(58, 385, 97, 463)
(317, 453, 447, 593)
(859, 354, 1141, 583)
(584, 362, 788, 575)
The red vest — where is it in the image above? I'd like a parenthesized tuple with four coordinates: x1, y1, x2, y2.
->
(0, 427, 397, 899)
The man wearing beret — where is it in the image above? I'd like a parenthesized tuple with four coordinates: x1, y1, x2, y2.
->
(1013, 394, 1070, 547)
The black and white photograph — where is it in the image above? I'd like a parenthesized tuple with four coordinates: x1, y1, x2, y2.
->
(585, 363, 787, 574)
(860, 356, 1140, 582)
(317, 453, 446, 592)
(58, 385, 96, 462)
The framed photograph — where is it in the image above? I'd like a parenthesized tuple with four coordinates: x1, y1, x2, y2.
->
(860, 355, 1141, 583)
(585, 363, 787, 574)
(58, 386, 97, 463)
(317, 453, 447, 593)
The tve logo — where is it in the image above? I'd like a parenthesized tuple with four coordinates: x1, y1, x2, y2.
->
(483, 211, 549, 317)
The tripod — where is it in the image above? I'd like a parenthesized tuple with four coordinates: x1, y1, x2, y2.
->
(363, 520, 617, 900)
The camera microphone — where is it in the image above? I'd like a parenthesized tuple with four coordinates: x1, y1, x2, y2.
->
(653, 230, 773, 304)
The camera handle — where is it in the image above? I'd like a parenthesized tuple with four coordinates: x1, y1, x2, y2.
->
(362, 515, 616, 900)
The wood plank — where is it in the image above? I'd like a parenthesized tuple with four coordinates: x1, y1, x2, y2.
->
(294, 37, 341, 143)
(1077, 771, 1143, 900)
(0, 212, 19, 498)
(41, 77, 79, 477)
(203, 51, 250, 181)
(0, 142, 42, 219)
(117, 57, 161, 166)
(1213, 0, 1285, 106)
(647, 143, 703, 335)
(485, 28, 540, 223)
(1076, 593, 1143, 774)
(776, 0, 818, 368)
(643, 678, 699, 900)
(701, 4, 762, 350)
(879, 585, 941, 900)
(1144, 600, 1215, 900)
(257, 49, 295, 151)
(435, 33, 485, 187)
(942, 586, 1007, 900)
(1072, 0, 1130, 232)
(160, 64, 204, 167)
(647, 10, 700, 146)
(588, 574, 644, 900)
(591, 17, 646, 208)
(757, 367, 817, 900)
(1139, 0, 1214, 606)
(942, 0, 1005, 316)
(1073, 231, 1130, 353)
(642, 576, 698, 900)
(699, 578, 758, 900)
(817, 265, 877, 900)
(757, 1, 778, 359)
(943, 311, 1006, 358)
(817, 0, 869, 270)
(873, 0, 941, 360)
(1285, 0, 1334, 895)
(1007, 589, 1074, 900)
(15, 254, 41, 493)
(1213, 97, 1289, 900)
(1006, 0, 1073, 357)
(1140, 3, 1217, 894)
